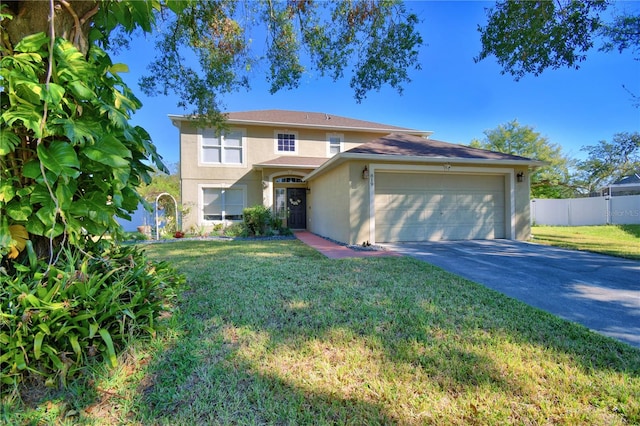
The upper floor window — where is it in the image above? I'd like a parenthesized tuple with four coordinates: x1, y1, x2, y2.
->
(201, 128, 244, 165)
(275, 132, 297, 154)
(327, 133, 344, 156)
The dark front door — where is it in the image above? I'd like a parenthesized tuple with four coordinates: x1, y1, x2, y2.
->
(287, 188, 306, 229)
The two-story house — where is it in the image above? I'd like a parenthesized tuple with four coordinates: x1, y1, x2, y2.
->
(170, 110, 540, 245)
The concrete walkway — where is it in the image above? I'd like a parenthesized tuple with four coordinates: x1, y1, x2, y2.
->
(294, 231, 399, 259)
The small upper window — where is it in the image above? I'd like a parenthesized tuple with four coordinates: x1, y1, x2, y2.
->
(276, 132, 297, 154)
(327, 133, 343, 156)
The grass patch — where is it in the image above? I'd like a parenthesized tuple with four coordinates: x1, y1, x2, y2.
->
(4, 239, 640, 424)
(531, 225, 640, 260)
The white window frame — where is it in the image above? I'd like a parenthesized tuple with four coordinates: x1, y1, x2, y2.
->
(274, 130, 298, 155)
(199, 184, 247, 225)
(327, 133, 344, 157)
(199, 128, 246, 167)
(274, 187, 287, 219)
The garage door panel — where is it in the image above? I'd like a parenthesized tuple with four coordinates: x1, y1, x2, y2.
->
(377, 223, 425, 241)
(377, 208, 403, 224)
(420, 208, 440, 222)
(395, 193, 428, 210)
(375, 172, 506, 242)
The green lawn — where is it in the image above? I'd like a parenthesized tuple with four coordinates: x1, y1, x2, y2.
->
(531, 225, 640, 260)
(5, 239, 640, 425)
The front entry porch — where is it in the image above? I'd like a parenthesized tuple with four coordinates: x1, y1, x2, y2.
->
(272, 177, 307, 229)
(254, 156, 328, 231)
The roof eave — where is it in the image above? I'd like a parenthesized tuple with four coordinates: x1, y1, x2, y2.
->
(254, 163, 323, 171)
(169, 114, 185, 128)
(304, 152, 545, 181)
(609, 182, 640, 187)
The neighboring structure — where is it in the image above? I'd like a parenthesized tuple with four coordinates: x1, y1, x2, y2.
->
(601, 173, 640, 197)
(170, 110, 541, 245)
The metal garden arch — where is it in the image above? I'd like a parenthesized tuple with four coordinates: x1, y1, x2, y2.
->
(155, 192, 178, 240)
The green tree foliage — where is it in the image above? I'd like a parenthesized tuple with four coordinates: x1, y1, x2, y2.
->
(139, 0, 423, 125)
(600, 13, 640, 107)
(136, 165, 181, 204)
(470, 120, 573, 198)
(476, 0, 638, 81)
(600, 13, 640, 57)
(575, 132, 640, 194)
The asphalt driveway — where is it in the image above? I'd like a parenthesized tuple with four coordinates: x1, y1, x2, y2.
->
(382, 240, 640, 348)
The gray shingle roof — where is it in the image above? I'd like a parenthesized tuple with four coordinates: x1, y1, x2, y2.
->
(254, 156, 329, 168)
(612, 173, 640, 185)
(347, 133, 536, 162)
(225, 110, 426, 134)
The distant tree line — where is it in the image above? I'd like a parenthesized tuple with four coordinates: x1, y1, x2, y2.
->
(471, 121, 640, 199)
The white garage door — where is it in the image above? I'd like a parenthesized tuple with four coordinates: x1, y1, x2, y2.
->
(375, 173, 506, 242)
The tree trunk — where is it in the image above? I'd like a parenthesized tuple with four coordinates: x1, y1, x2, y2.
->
(2, 1, 99, 55)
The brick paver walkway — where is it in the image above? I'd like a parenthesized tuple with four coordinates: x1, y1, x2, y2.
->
(294, 231, 400, 259)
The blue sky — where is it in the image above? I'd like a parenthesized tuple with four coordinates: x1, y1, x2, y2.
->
(112, 1, 640, 168)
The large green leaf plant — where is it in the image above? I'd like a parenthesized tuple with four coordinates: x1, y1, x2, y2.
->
(0, 14, 166, 263)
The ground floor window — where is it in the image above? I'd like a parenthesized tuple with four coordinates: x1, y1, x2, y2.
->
(203, 187, 244, 221)
(275, 188, 286, 219)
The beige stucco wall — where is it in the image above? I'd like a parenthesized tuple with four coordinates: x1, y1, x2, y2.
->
(177, 120, 387, 232)
(179, 121, 381, 181)
(178, 122, 260, 231)
(348, 161, 373, 245)
(180, 174, 264, 232)
(514, 166, 532, 240)
(307, 162, 351, 243)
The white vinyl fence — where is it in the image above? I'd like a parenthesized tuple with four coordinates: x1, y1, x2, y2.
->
(116, 204, 153, 232)
(531, 195, 640, 226)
